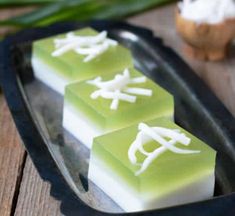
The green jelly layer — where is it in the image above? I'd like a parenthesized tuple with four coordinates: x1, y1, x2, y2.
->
(92, 117, 216, 198)
(32, 27, 133, 81)
(65, 68, 174, 131)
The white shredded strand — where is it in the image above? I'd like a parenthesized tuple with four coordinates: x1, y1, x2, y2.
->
(87, 69, 130, 91)
(128, 132, 144, 164)
(52, 42, 80, 57)
(138, 123, 199, 154)
(106, 38, 118, 46)
(55, 31, 107, 48)
(139, 145, 151, 156)
(110, 90, 124, 110)
(76, 40, 112, 62)
(75, 45, 104, 55)
(110, 98, 119, 110)
(128, 131, 153, 165)
(87, 68, 152, 110)
(130, 77, 147, 84)
(99, 91, 136, 103)
(52, 31, 118, 62)
(152, 127, 191, 145)
(90, 90, 103, 99)
(123, 87, 153, 96)
(138, 133, 152, 156)
(83, 54, 97, 63)
(87, 76, 102, 85)
(135, 139, 177, 176)
(128, 123, 200, 176)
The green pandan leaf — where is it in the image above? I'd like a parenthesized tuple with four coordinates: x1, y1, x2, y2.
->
(0, 0, 175, 27)
(0, 0, 61, 6)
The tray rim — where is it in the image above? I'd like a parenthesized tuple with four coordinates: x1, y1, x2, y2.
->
(1, 20, 235, 216)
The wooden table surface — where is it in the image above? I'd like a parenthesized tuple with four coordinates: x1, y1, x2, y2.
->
(1, 3, 235, 216)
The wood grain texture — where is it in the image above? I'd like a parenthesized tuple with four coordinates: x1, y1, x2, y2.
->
(14, 157, 61, 216)
(0, 5, 61, 216)
(0, 95, 25, 216)
(129, 3, 235, 117)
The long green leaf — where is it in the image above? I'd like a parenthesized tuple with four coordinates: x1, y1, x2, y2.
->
(93, 0, 175, 19)
(0, 0, 61, 6)
(35, 1, 108, 26)
(0, 0, 175, 27)
(0, 0, 108, 27)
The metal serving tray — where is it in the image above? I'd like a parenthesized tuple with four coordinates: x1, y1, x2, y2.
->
(1, 21, 235, 216)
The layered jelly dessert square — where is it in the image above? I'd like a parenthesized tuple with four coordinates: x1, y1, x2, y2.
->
(31, 27, 133, 94)
(63, 68, 174, 148)
(88, 117, 216, 212)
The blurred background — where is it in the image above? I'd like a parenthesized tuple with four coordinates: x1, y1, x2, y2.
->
(0, 0, 175, 38)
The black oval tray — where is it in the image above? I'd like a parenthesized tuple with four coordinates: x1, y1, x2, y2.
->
(1, 20, 235, 216)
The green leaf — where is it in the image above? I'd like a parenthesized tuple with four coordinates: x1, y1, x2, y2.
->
(92, 0, 175, 19)
(0, 0, 175, 27)
(0, 0, 96, 26)
(0, 0, 61, 6)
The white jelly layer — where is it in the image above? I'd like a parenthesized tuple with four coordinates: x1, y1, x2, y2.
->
(88, 155, 215, 212)
(31, 56, 69, 95)
(63, 103, 103, 149)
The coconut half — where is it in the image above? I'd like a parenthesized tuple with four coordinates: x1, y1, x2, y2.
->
(176, 0, 235, 61)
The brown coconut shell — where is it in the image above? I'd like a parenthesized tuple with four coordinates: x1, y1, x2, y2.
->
(175, 8, 235, 61)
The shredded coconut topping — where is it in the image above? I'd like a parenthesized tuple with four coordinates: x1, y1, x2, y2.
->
(128, 123, 200, 176)
(179, 0, 235, 24)
(52, 31, 118, 62)
(87, 68, 152, 110)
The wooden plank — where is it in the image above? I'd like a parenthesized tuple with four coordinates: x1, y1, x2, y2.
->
(0, 5, 60, 215)
(129, 3, 235, 117)
(14, 157, 61, 216)
(0, 95, 26, 216)
(0, 6, 60, 216)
